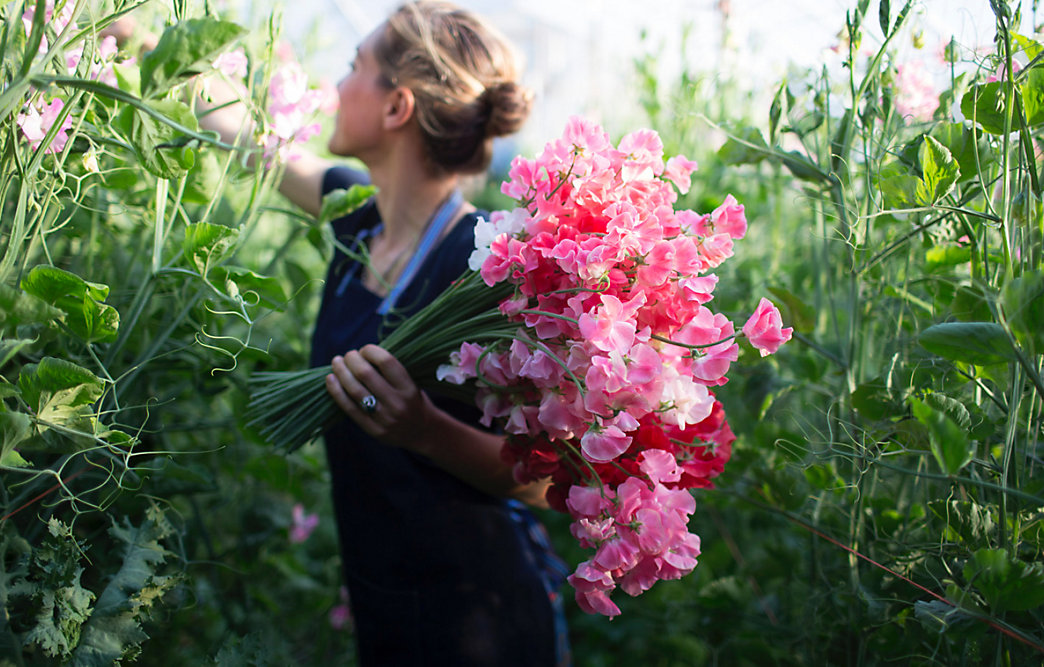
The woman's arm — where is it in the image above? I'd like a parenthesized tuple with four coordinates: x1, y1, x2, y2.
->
(195, 78, 331, 217)
(104, 17, 331, 216)
(325, 345, 551, 508)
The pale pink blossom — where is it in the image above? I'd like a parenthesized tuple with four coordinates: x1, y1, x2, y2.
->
(328, 586, 353, 630)
(17, 98, 74, 154)
(742, 298, 793, 356)
(214, 48, 248, 78)
(289, 503, 319, 543)
(663, 155, 699, 193)
(894, 60, 940, 122)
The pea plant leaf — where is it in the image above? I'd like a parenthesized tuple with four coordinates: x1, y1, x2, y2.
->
(139, 18, 245, 98)
(318, 184, 378, 224)
(909, 396, 974, 476)
(961, 82, 1017, 135)
(16, 357, 104, 437)
(914, 135, 959, 205)
(919, 321, 1015, 365)
(1002, 270, 1044, 352)
(70, 512, 178, 667)
(183, 222, 240, 276)
(115, 99, 199, 179)
(0, 408, 32, 467)
(20, 266, 119, 343)
(964, 548, 1044, 613)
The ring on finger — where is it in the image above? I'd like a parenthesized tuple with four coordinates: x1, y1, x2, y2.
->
(360, 394, 378, 414)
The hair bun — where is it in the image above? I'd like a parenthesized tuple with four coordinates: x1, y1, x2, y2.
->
(484, 81, 533, 138)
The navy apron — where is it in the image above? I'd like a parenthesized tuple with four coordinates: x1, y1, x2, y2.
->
(310, 167, 568, 666)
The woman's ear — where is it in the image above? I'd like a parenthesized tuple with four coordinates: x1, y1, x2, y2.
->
(382, 87, 415, 130)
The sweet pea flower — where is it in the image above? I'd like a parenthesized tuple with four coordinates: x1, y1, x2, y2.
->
(214, 47, 249, 78)
(329, 586, 353, 630)
(742, 298, 793, 356)
(289, 503, 319, 543)
(663, 155, 699, 193)
(894, 60, 939, 122)
(17, 98, 74, 154)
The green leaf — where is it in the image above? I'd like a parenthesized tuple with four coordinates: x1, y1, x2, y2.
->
(0, 409, 32, 467)
(20, 266, 119, 343)
(318, 184, 377, 224)
(961, 82, 1018, 134)
(919, 321, 1014, 365)
(915, 135, 959, 205)
(909, 396, 973, 475)
(1020, 67, 1044, 127)
(0, 283, 62, 327)
(17, 358, 104, 434)
(183, 222, 240, 275)
(116, 99, 199, 179)
(925, 245, 972, 270)
(717, 127, 769, 165)
(139, 18, 245, 97)
(951, 284, 993, 322)
(212, 266, 287, 310)
(1002, 270, 1044, 352)
(766, 286, 815, 333)
(70, 512, 177, 667)
(964, 548, 1044, 613)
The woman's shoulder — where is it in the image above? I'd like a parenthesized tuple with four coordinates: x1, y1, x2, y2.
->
(322, 165, 371, 197)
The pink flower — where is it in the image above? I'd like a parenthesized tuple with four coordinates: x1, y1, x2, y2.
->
(17, 98, 74, 154)
(663, 155, 699, 193)
(214, 47, 248, 78)
(894, 60, 939, 122)
(329, 586, 353, 630)
(289, 503, 319, 543)
(742, 298, 793, 356)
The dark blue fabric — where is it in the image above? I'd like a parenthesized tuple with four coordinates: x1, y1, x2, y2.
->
(312, 166, 566, 666)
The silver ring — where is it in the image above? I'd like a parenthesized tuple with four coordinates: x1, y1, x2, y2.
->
(360, 394, 378, 414)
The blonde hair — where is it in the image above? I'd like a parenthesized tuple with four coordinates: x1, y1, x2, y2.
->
(375, 1, 532, 173)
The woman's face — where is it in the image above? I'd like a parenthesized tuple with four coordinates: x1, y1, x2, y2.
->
(327, 27, 394, 159)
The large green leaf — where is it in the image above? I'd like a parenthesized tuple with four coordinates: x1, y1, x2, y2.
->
(318, 184, 377, 224)
(139, 18, 245, 97)
(20, 266, 119, 343)
(964, 548, 1044, 613)
(0, 409, 32, 467)
(115, 99, 199, 179)
(915, 135, 959, 205)
(1002, 270, 1044, 352)
(1020, 67, 1044, 127)
(70, 512, 177, 667)
(910, 396, 974, 476)
(17, 358, 104, 434)
(183, 222, 239, 275)
(961, 82, 1018, 135)
(212, 266, 288, 310)
(919, 321, 1014, 365)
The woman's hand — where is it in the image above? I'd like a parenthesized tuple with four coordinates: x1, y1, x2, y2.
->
(325, 344, 433, 450)
(325, 344, 550, 507)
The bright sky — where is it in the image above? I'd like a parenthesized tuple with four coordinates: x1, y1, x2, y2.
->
(243, 0, 1030, 145)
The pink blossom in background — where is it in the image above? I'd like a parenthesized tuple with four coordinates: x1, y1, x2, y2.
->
(742, 298, 793, 357)
(16, 98, 74, 154)
(987, 58, 1022, 83)
(262, 56, 328, 162)
(328, 586, 353, 630)
(214, 48, 248, 78)
(289, 503, 319, 543)
(22, 0, 75, 53)
(894, 60, 940, 122)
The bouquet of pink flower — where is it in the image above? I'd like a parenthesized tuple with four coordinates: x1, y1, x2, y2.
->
(246, 116, 792, 616)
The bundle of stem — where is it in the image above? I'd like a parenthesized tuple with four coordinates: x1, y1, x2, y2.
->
(245, 270, 516, 451)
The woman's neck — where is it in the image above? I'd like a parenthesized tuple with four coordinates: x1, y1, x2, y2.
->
(368, 148, 460, 236)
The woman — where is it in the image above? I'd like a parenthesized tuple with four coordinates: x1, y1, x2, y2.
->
(261, 3, 569, 665)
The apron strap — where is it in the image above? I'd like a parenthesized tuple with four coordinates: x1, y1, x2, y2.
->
(377, 189, 463, 315)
